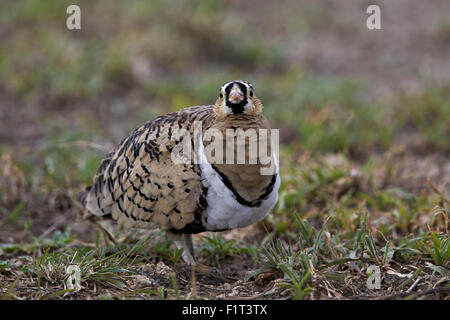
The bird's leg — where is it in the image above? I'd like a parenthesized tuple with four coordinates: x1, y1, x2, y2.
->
(168, 232, 197, 266)
(168, 233, 220, 277)
(183, 233, 195, 259)
(85, 214, 117, 246)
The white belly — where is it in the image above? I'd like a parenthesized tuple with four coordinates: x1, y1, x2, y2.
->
(196, 137, 280, 231)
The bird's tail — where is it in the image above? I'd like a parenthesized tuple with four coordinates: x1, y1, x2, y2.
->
(77, 186, 92, 207)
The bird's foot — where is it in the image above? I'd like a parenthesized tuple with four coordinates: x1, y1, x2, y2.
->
(181, 250, 197, 266)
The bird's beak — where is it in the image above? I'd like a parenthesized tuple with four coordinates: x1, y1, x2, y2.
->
(229, 86, 243, 103)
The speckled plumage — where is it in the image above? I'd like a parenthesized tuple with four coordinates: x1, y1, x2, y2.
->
(78, 80, 280, 265)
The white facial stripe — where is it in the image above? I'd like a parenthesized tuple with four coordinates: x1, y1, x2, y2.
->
(221, 80, 253, 93)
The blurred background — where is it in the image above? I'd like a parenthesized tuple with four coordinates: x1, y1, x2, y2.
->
(0, 0, 449, 243)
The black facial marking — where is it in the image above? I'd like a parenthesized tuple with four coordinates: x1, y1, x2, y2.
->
(225, 81, 248, 114)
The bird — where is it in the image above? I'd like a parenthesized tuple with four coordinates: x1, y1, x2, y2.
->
(78, 80, 281, 265)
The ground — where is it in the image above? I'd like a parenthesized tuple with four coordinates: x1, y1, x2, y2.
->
(0, 0, 449, 300)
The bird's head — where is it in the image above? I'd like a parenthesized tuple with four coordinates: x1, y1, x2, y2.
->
(214, 80, 263, 117)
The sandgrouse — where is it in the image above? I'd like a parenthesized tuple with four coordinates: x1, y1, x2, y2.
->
(78, 80, 280, 265)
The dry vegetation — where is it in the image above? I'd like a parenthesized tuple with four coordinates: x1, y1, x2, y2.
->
(0, 0, 449, 300)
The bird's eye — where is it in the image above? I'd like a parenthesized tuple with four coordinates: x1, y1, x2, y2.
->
(219, 92, 224, 99)
(249, 89, 254, 97)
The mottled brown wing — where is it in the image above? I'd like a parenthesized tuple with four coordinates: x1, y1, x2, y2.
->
(78, 105, 216, 231)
